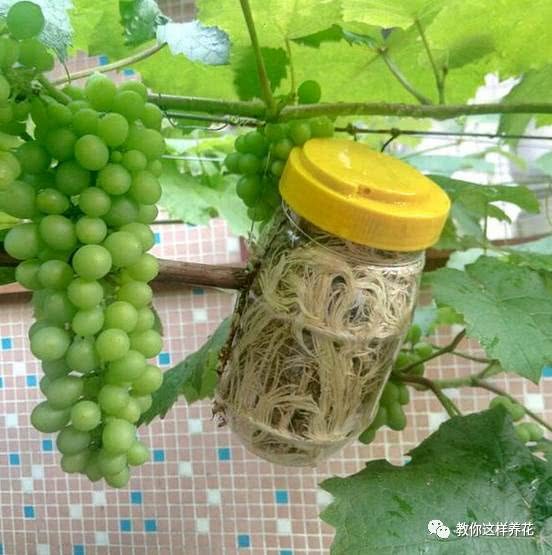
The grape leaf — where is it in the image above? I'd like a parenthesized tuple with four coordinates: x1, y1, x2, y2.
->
(157, 20, 230, 65)
(0, 266, 14, 285)
(426, 256, 552, 382)
(120, 0, 168, 47)
(139, 317, 231, 424)
(413, 303, 463, 335)
(321, 408, 552, 554)
(506, 236, 552, 273)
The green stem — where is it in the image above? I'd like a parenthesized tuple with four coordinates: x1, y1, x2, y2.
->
(414, 18, 445, 104)
(37, 75, 71, 104)
(51, 42, 167, 86)
(379, 47, 433, 105)
(285, 38, 296, 100)
(238, 0, 276, 116)
(399, 374, 462, 417)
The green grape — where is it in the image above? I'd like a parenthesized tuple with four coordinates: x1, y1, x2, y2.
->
(42, 359, 69, 380)
(67, 277, 104, 309)
(113, 90, 145, 121)
(72, 108, 99, 136)
(82, 376, 102, 399)
(122, 149, 147, 171)
(7, 1, 45, 39)
(19, 38, 53, 71)
(39, 375, 51, 395)
(131, 365, 162, 395)
(56, 426, 91, 455)
(37, 260, 73, 290)
(111, 150, 123, 163)
(380, 381, 399, 406)
(125, 126, 165, 160)
(103, 231, 143, 267)
(132, 393, 152, 413)
(264, 123, 287, 142)
(393, 352, 415, 371)
(72, 306, 104, 337)
(118, 398, 141, 423)
(12, 99, 31, 121)
(515, 424, 531, 443)
(107, 350, 146, 382)
(95, 328, 130, 362)
(42, 290, 76, 324)
(234, 135, 248, 153)
(39, 215, 77, 251)
(102, 418, 136, 454)
(238, 153, 261, 175)
(97, 112, 129, 147)
(31, 401, 70, 433)
(119, 81, 148, 101)
(36, 188, 70, 215)
(405, 324, 422, 345)
(297, 80, 321, 104)
(224, 152, 241, 173)
(270, 160, 285, 177)
(525, 422, 544, 441)
(96, 163, 131, 196)
(0, 180, 36, 218)
(125, 254, 159, 282)
(309, 116, 334, 138)
(4, 222, 40, 259)
(386, 403, 407, 431)
(134, 307, 155, 332)
(264, 182, 281, 209)
(117, 281, 153, 308)
(103, 196, 139, 227)
(16, 259, 41, 290)
(44, 376, 83, 409)
(67, 100, 90, 114)
(244, 131, 268, 157)
(30, 326, 70, 361)
(120, 223, 155, 252)
(129, 329, 162, 358)
(0, 103, 13, 125)
(104, 301, 138, 332)
(137, 203, 158, 225)
(98, 450, 127, 475)
(289, 121, 312, 146)
(72, 245, 112, 281)
(98, 384, 129, 415)
(236, 175, 261, 207)
(272, 138, 294, 160)
(371, 406, 388, 429)
(147, 159, 163, 177)
(141, 103, 163, 130)
(397, 384, 410, 406)
(55, 160, 91, 195)
(358, 428, 376, 444)
(247, 201, 273, 222)
(71, 400, 101, 431)
(75, 216, 108, 244)
(0, 151, 21, 189)
(509, 402, 526, 422)
(60, 450, 90, 473)
(62, 85, 85, 101)
(129, 170, 161, 204)
(127, 440, 149, 466)
(74, 134, 109, 171)
(44, 128, 77, 161)
(65, 337, 98, 372)
(414, 342, 433, 359)
(78, 187, 111, 217)
(47, 102, 73, 127)
(17, 141, 51, 174)
(85, 456, 103, 482)
(105, 466, 130, 488)
(85, 74, 117, 112)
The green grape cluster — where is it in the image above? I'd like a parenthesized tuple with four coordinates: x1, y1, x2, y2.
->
(224, 116, 335, 222)
(0, 10, 166, 487)
(490, 395, 543, 443)
(359, 380, 410, 444)
(393, 324, 433, 377)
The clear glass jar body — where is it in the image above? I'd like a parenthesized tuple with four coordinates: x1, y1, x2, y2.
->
(216, 206, 424, 466)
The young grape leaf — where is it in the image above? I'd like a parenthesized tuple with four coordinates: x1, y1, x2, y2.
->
(413, 303, 463, 335)
(139, 318, 231, 424)
(120, 0, 168, 47)
(426, 256, 552, 382)
(0, 266, 15, 285)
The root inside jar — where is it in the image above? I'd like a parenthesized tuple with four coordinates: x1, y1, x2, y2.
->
(216, 213, 423, 466)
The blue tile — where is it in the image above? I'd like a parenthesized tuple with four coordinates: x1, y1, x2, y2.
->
(1, 338, 12, 350)
(153, 449, 165, 462)
(130, 491, 142, 505)
(98, 55, 109, 65)
(192, 287, 205, 295)
(218, 447, 231, 461)
(144, 519, 157, 533)
(237, 534, 250, 548)
(0, 544, 3, 555)
(0, 377, 3, 388)
(120, 519, 132, 532)
(42, 439, 53, 452)
(280, 551, 293, 555)
(123, 68, 135, 76)
(26, 375, 37, 387)
(154, 232, 161, 244)
(24, 505, 35, 518)
(158, 352, 171, 365)
(73, 546, 85, 555)
(275, 490, 289, 504)
(9, 453, 20, 465)
(543, 366, 552, 377)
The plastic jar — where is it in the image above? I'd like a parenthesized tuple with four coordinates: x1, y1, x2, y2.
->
(216, 139, 450, 466)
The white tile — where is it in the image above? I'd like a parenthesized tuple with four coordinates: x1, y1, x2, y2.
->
(92, 491, 107, 506)
(12, 362, 26, 376)
(95, 532, 108, 546)
(178, 461, 193, 477)
(524, 394, 544, 412)
(192, 309, 208, 323)
(277, 519, 292, 535)
(69, 504, 82, 519)
(5, 413, 18, 427)
(31, 465, 44, 479)
(21, 478, 34, 494)
(442, 388, 460, 399)
(37, 545, 50, 555)
(196, 518, 209, 534)
(226, 237, 240, 254)
(207, 489, 221, 506)
(188, 418, 203, 434)
(428, 412, 449, 432)
(316, 490, 333, 508)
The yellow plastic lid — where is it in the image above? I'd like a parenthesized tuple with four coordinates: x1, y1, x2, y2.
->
(279, 138, 451, 251)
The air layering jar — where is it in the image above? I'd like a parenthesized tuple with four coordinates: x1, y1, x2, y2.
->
(216, 138, 450, 466)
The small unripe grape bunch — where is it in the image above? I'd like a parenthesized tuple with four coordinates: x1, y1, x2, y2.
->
(223, 110, 335, 223)
(1, 64, 167, 487)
